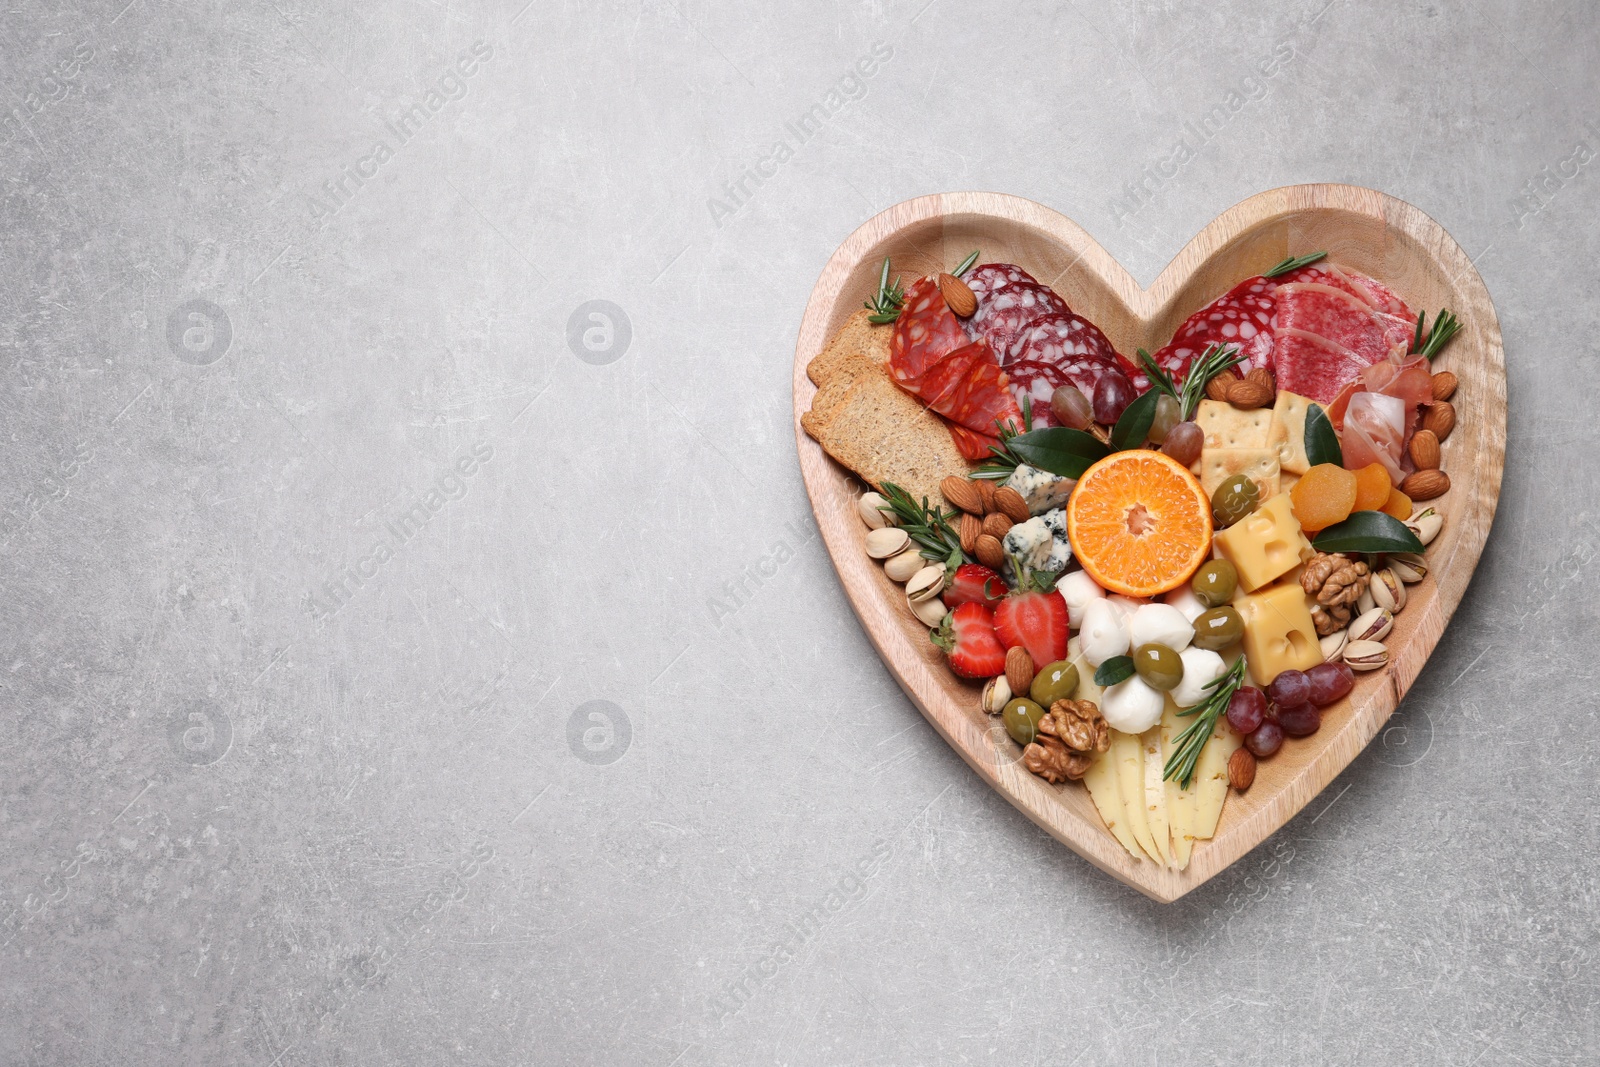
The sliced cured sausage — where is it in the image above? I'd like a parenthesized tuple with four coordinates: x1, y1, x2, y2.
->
(888, 276, 968, 390)
(922, 339, 1022, 436)
(970, 281, 1069, 361)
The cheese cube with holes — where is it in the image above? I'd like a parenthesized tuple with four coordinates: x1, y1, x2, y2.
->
(1234, 582, 1324, 685)
(1212, 492, 1313, 592)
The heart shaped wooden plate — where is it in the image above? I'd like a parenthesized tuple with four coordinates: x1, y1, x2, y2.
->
(793, 185, 1505, 901)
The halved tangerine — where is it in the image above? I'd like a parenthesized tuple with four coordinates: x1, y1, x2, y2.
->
(1066, 450, 1214, 597)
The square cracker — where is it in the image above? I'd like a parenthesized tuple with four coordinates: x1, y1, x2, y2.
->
(1198, 448, 1281, 502)
(1268, 391, 1315, 475)
(1194, 399, 1272, 451)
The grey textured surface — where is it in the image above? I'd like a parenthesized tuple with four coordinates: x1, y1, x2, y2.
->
(1, 1, 1594, 1063)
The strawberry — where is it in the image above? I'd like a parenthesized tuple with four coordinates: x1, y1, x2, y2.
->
(942, 563, 1006, 609)
(931, 602, 1007, 679)
(993, 568, 1068, 667)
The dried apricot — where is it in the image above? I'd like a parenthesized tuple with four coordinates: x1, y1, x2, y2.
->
(1352, 463, 1392, 513)
(1380, 487, 1412, 520)
(1289, 463, 1358, 533)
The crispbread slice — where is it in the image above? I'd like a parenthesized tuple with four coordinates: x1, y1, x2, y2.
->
(806, 308, 888, 389)
(1267, 390, 1315, 475)
(1198, 448, 1281, 501)
(1194, 399, 1272, 451)
(801, 371, 970, 504)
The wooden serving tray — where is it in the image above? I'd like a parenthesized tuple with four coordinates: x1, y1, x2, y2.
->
(792, 186, 1505, 901)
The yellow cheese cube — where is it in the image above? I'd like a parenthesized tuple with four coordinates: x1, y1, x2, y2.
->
(1212, 492, 1312, 592)
(1235, 582, 1324, 685)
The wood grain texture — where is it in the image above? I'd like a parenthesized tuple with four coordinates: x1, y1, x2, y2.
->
(792, 186, 1505, 903)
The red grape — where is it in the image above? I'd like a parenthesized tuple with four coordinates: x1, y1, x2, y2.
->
(1277, 703, 1322, 737)
(1305, 662, 1354, 706)
(1160, 421, 1203, 467)
(1092, 372, 1135, 425)
(1246, 720, 1284, 757)
(1148, 394, 1180, 444)
(1051, 385, 1093, 430)
(1225, 686, 1267, 734)
(1266, 669, 1310, 708)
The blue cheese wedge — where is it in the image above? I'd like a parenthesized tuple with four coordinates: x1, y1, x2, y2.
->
(1001, 516, 1053, 573)
(1004, 464, 1075, 515)
(1040, 507, 1072, 572)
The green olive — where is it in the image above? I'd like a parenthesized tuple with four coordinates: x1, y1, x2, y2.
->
(1191, 559, 1239, 607)
(1029, 661, 1080, 708)
(1211, 475, 1261, 528)
(1132, 643, 1184, 691)
(1192, 606, 1245, 651)
(1002, 698, 1047, 746)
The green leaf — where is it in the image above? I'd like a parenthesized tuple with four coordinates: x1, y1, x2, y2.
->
(1110, 387, 1160, 452)
(1263, 251, 1327, 278)
(1006, 427, 1109, 479)
(1311, 511, 1425, 554)
(1304, 403, 1343, 468)
(1094, 655, 1135, 688)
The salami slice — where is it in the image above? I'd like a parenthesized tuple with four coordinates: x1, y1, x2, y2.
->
(1004, 312, 1125, 401)
(970, 280, 1069, 360)
(922, 339, 1022, 435)
(963, 263, 1040, 308)
(1148, 276, 1277, 385)
(888, 276, 968, 389)
(946, 423, 1000, 462)
(1002, 359, 1075, 426)
(1275, 283, 1398, 366)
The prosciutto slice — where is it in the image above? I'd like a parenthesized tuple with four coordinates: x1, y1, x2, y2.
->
(1341, 391, 1408, 484)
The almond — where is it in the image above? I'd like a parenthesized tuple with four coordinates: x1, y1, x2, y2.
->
(1408, 429, 1441, 470)
(981, 513, 1013, 540)
(959, 512, 982, 555)
(974, 533, 1006, 570)
(1226, 378, 1273, 410)
(1422, 401, 1455, 441)
(1246, 366, 1275, 391)
(938, 272, 977, 318)
(1430, 371, 1458, 401)
(1228, 748, 1256, 792)
(1400, 468, 1450, 501)
(992, 486, 1031, 523)
(975, 478, 997, 515)
(1206, 368, 1239, 402)
(1005, 645, 1035, 697)
(941, 475, 983, 515)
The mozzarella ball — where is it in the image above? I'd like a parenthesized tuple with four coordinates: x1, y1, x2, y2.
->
(1057, 569, 1105, 629)
(1172, 647, 1227, 708)
(1128, 603, 1195, 653)
(1106, 594, 1148, 622)
(1101, 675, 1165, 733)
(1078, 598, 1130, 667)
(1163, 585, 1209, 624)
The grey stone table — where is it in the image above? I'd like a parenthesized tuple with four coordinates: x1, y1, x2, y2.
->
(1, 1, 1593, 1063)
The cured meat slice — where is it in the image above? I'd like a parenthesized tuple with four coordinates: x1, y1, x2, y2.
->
(1007, 313, 1127, 408)
(1328, 353, 1433, 433)
(970, 281, 1070, 361)
(1003, 359, 1075, 427)
(889, 276, 968, 389)
(1275, 282, 1401, 367)
(1147, 276, 1277, 386)
(946, 423, 999, 462)
(1273, 329, 1370, 403)
(964, 263, 1039, 306)
(922, 339, 1022, 435)
(1341, 391, 1407, 483)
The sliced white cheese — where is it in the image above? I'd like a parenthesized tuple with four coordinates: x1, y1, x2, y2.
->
(1192, 719, 1244, 840)
(1160, 698, 1197, 871)
(1141, 726, 1171, 866)
(1081, 746, 1144, 861)
(1113, 729, 1160, 863)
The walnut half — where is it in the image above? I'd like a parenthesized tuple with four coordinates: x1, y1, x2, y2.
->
(1023, 699, 1109, 784)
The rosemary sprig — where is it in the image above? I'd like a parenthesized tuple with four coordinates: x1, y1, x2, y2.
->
(1163, 655, 1248, 790)
(877, 481, 969, 563)
(951, 249, 981, 277)
(1410, 309, 1460, 361)
(864, 256, 907, 324)
(1138, 342, 1243, 421)
(1264, 250, 1327, 278)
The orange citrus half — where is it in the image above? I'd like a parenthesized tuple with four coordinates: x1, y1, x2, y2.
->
(1066, 450, 1214, 597)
